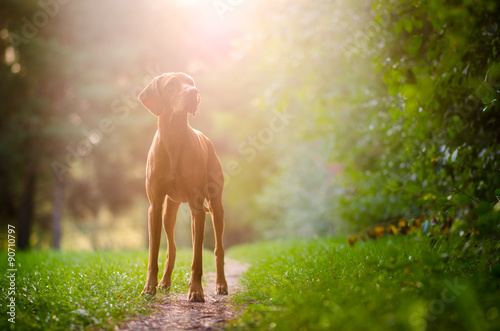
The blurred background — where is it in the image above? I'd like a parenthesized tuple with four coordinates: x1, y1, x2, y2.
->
(1, 0, 499, 250)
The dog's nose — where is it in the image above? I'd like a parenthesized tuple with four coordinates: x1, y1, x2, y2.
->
(186, 86, 198, 96)
(182, 86, 199, 114)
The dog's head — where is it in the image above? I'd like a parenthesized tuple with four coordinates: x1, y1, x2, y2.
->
(138, 72, 201, 116)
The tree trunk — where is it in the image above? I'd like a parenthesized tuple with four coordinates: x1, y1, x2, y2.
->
(17, 163, 37, 250)
(52, 176, 64, 249)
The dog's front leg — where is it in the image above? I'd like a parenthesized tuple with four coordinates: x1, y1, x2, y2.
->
(188, 205, 206, 302)
(159, 198, 181, 290)
(211, 198, 228, 295)
(142, 202, 163, 296)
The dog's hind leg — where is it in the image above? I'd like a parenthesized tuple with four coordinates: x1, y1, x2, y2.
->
(159, 197, 181, 290)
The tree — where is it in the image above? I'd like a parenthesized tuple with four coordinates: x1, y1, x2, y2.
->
(0, 1, 67, 249)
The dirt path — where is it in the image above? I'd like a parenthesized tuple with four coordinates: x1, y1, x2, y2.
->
(120, 259, 248, 331)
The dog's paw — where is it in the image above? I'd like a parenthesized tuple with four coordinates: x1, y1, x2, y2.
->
(158, 281, 171, 291)
(216, 281, 228, 295)
(141, 289, 156, 297)
(188, 291, 205, 302)
(141, 282, 157, 296)
(188, 283, 205, 302)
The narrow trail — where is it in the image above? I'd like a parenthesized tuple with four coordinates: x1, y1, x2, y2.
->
(121, 259, 249, 331)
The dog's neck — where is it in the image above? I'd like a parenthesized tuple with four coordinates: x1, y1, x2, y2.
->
(158, 109, 189, 140)
(157, 109, 196, 180)
(157, 109, 194, 177)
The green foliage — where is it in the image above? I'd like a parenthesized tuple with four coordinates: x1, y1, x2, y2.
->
(240, 0, 500, 237)
(371, 0, 500, 222)
(229, 237, 500, 330)
(0, 249, 213, 330)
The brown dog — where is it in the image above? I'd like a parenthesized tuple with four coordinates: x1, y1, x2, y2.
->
(138, 72, 227, 302)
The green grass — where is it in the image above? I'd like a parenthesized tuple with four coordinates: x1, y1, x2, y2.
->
(0, 249, 215, 330)
(228, 236, 500, 330)
(3, 237, 499, 330)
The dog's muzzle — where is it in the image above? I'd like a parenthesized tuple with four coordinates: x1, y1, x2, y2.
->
(181, 86, 199, 115)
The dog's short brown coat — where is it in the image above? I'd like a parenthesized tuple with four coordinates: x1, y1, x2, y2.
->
(139, 72, 227, 302)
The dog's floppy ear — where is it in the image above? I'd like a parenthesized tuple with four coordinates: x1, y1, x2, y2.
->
(138, 76, 164, 116)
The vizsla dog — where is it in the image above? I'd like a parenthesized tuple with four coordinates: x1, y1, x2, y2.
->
(138, 72, 227, 302)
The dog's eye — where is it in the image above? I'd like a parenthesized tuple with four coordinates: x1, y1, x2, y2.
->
(166, 77, 179, 88)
